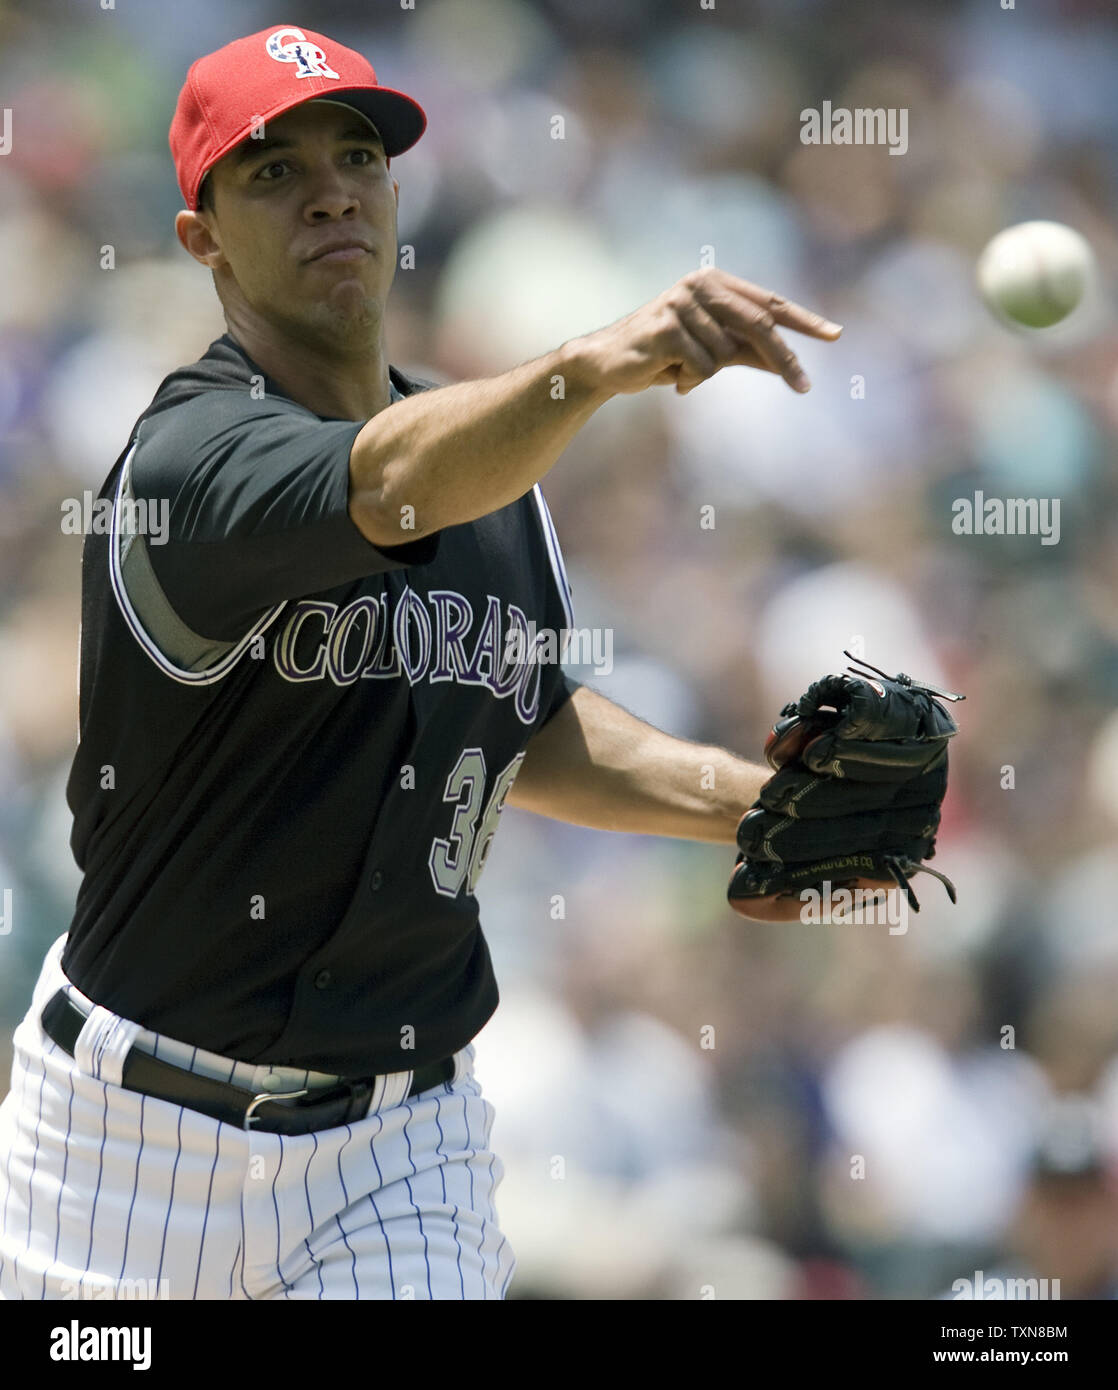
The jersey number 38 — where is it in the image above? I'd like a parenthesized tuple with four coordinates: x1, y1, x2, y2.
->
(428, 748, 526, 898)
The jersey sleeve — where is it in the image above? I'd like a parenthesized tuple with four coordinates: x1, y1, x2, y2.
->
(528, 483, 578, 731)
(127, 392, 439, 643)
(536, 671, 579, 729)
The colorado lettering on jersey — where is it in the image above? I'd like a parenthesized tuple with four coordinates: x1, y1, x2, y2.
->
(273, 586, 565, 725)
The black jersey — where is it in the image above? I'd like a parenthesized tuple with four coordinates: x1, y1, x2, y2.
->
(62, 333, 575, 1076)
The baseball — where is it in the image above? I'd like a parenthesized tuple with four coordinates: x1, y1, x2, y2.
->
(976, 220, 1095, 329)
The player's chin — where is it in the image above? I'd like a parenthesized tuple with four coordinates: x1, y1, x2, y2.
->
(308, 282, 382, 317)
(284, 298, 379, 354)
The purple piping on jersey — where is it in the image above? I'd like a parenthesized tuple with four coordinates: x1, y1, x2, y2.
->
(272, 1135, 294, 1297)
(365, 1190, 392, 1297)
(84, 1084, 110, 1273)
(119, 1092, 146, 1279)
(156, 1106, 184, 1287)
(193, 1118, 221, 1299)
(303, 1132, 319, 1230)
(300, 1136, 326, 1295)
(431, 1093, 466, 1299)
(107, 440, 288, 686)
(303, 1237, 325, 1298)
(50, 1067, 76, 1284)
(532, 485, 575, 630)
(460, 1095, 487, 1295)
(25, 1058, 47, 1275)
(237, 1177, 251, 1299)
(400, 1102, 433, 1299)
(334, 1124, 359, 1298)
(364, 1113, 396, 1297)
(487, 1152, 507, 1299)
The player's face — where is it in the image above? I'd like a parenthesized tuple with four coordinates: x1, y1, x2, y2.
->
(181, 102, 399, 350)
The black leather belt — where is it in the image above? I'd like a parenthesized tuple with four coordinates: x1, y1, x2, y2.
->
(40, 990, 456, 1137)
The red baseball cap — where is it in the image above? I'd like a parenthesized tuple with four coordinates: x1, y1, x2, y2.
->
(169, 25, 427, 210)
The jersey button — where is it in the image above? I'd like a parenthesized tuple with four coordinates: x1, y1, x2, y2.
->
(313, 970, 332, 990)
(370, 870, 384, 891)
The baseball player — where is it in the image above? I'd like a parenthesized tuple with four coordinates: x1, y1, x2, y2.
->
(0, 25, 851, 1301)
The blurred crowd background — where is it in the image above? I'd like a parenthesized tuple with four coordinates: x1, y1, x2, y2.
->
(2, 0, 1118, 1299)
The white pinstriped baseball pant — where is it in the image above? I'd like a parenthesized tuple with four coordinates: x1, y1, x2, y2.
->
(0, 935, 516, 1300)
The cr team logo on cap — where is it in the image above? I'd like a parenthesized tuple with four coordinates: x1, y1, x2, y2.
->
(168, 25, 427, 208)
(265, 27, 340, 80)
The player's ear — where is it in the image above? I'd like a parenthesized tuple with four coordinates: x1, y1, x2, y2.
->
(175, 209, 226, 270)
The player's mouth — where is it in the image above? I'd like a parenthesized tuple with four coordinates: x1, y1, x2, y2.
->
(304, 237, 373, 265)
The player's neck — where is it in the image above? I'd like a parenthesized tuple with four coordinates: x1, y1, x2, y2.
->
(224, 320, 393, 421)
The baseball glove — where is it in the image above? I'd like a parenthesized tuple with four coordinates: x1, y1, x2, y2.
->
(727, 654, 964, 922)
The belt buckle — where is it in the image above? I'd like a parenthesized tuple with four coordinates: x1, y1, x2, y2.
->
(243, 1087, 309, 1131)
(242, 1077, 375, 1133)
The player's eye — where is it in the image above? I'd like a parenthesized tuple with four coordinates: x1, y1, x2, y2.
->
(252, 149, 381, 184)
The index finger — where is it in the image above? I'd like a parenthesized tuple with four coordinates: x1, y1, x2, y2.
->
(723, 277, 843, 340)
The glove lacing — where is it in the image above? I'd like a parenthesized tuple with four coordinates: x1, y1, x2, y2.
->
(883, 856, 958, 912)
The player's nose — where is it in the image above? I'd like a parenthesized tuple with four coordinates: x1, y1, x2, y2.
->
(303, 162, 362, 219)
(305, 191, 360, 220)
